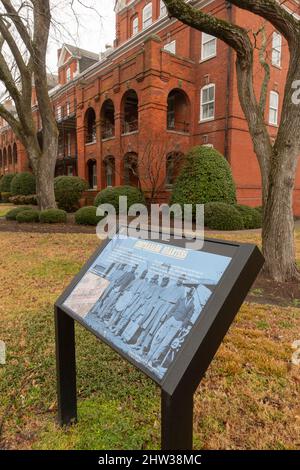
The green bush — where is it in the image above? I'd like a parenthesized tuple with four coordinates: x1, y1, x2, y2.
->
(255, 206, 263, 215)
(6, 206, 32, 221)
(204, 202, 244, 230)
(9, 194, 37, 205)
(171, 146, 236, 214)
(75, 206, 104, 226)
(1, 192, 12, 202)
(54, 176, 88, 212)
(10, 172, 36, 196)
(94, 186, 146, 214)
(0, 173, 16, 192)
(16, 209, 40, 223)
(39, 209, 67, 224)
(235, 204, 262, 229)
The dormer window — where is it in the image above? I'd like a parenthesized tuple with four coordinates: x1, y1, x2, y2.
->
(66, 67, 71, 82)
(143, 3, 152, 30)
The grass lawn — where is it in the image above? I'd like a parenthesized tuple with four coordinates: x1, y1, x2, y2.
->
(0, 230, 299, 450)
(0, 204, 13, 218)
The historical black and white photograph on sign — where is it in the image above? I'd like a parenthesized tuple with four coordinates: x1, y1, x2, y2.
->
(63, 232, 232, 380)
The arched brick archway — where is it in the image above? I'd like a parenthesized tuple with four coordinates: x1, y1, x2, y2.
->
(121, 90, 139, 135)
(167, 89, 190, 134)
(3, 148, 7, 169)
(0, 150, 3, 174)
(101, 100, 115, 139)
(8, 145, 12, 166)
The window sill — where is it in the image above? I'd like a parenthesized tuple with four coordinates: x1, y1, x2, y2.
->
(200, 53, 217, 63)
(102, 136, 115, 142)
(271, 63, 282, 70)
(121, 130, 139, 136)
(199, 117, 215, 123)
(85, 141, 97, 146)
(166, 130, 190, 136)
(268, 123, 279, 128)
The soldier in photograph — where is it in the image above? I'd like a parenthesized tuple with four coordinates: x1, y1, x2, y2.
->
(146, 286, 196, 369)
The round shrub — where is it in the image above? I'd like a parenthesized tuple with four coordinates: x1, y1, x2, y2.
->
(16, 209, 40, 223)
(39, 209, 67, 224)
(204, 202, 244, 231)
(94, 186, 146, 214)
(171, 146, 236, 214)
(235, 205, 262, 229)
(54, 176, 88, 212)
(10, 172, 36, 196)
(75, 206, 104, 226)
(6, 206, 32, 221)
(0, 173, 16, 192)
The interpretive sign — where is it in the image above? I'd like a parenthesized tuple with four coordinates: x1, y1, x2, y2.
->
(55, 226, 264, 450)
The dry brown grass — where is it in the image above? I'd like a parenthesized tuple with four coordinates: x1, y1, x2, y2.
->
(0, 231, 299, 450)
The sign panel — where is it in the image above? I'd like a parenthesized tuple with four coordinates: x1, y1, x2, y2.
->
(61, 228, 233, 382)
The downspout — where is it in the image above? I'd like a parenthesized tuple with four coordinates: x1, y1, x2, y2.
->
(224, 1, 233, 163)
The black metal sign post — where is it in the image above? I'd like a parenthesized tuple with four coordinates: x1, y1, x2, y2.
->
(55, 228, 264, 450)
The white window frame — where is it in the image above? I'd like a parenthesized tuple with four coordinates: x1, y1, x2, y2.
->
(272, 32, 282, 67)
(160, 0, 167, 17)
(200, 84, 215, 122)
(57, 105, 62, 121)
(269, 91, 279, 126)
(132, 16, 139, 36)
(66, 67, 71, 82)
(164, 40, 176, 54)
(201, 32, 217, 61)
(66, 101, 71, 116)
(142, 3, 152, 30)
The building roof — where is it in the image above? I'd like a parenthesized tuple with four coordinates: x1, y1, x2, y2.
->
(63, 44, 99, 62)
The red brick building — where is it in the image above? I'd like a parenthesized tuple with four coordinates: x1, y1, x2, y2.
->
(1, 0, 300, 213)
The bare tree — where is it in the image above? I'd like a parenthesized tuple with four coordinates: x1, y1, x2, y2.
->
(0, 0, 101, 210)
(164, 0, 300, 282)
(0, 1, 59, 209)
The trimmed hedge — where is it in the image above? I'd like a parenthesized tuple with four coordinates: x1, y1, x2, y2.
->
(205, 202, 244, 230)
(9, 194, 37, 205)
(75, 206, 104, 226)
(6, 206, 32, 221)
(16, 209, 40, 223)
(235, 204, 262, 229)
(0, 173, 16, 192)
(39, 209, 67, 224)
(94, 186, 146, 214)
(171, 146, 236, 214)
(11, 172, 36, 196)
(54, 176, 88, 212)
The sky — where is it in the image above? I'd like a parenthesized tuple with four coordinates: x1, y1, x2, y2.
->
(46, 0, 116, 73)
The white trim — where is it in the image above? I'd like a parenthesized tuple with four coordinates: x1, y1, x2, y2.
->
(271, 31, 282, 67)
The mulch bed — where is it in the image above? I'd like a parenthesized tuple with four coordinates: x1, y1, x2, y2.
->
(0, 215, 96, 234)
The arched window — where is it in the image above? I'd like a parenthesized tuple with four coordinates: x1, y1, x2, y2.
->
(101, 100, 115, 139)
(104, 156, 115, 187)
(3, 148, 7, 168)
(13, 143, 18, 165)
(167, 89, 190, 133)
(87, 159, 97, 189)
(8, 146, 12, 165)
(124, 152, 139, 187)
(121, 90, 139, 134)
(85, 108, 97, 144)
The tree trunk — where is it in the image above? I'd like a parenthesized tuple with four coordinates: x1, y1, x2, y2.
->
(262, 149, 300, 282)
(28, 134, 58, 211)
